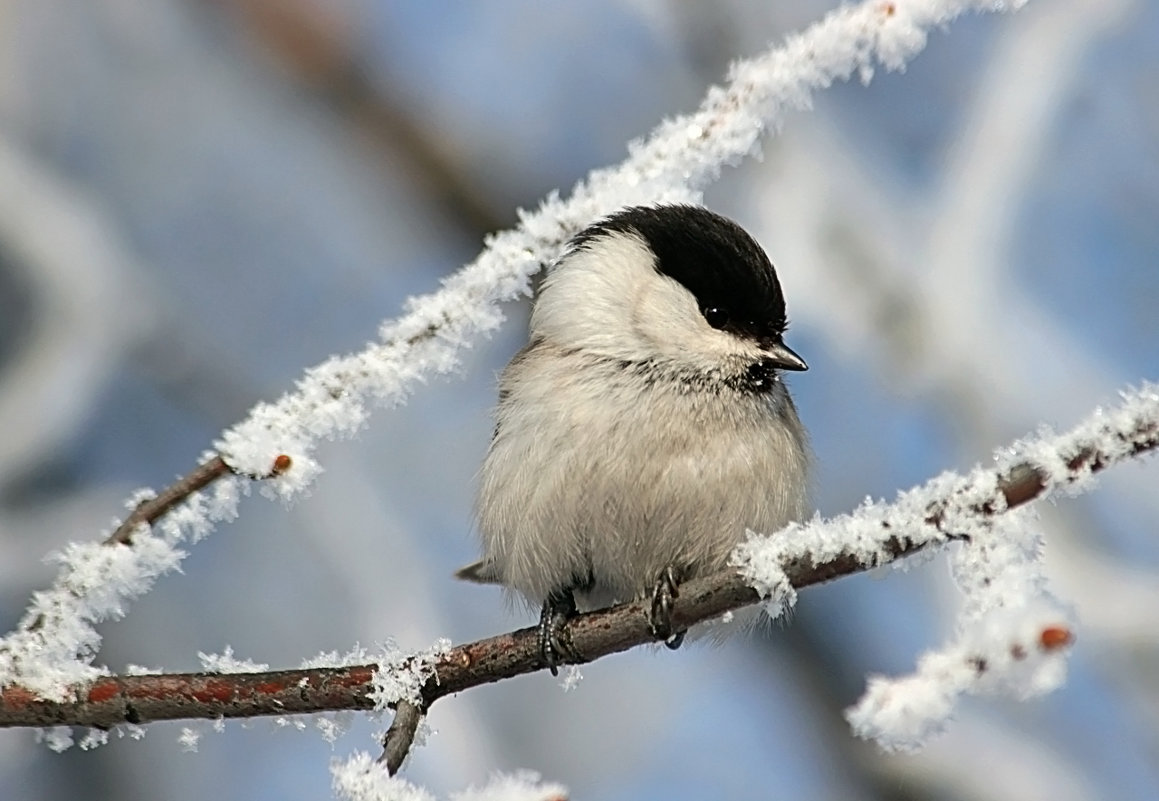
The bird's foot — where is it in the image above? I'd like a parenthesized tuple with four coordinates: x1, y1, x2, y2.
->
(649, 565, 686, 650)
(539, 589, 581, 676)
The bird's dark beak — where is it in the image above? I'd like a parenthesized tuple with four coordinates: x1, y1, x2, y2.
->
(764, 340, 808, 371)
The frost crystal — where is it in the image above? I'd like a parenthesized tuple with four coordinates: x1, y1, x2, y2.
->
(332, 753, 569, 801)
(124, 663, 164, 676)
(301, 644, 372, 670)
(124, 488, 157, 509)
(735, 382, 1159, 751)
(558, 666, 583, 692)
(849, 510, 1075, 752)
(846, 599, 1073, 751)
(178, 727, 202, 753)
(77, 728, 110, 750)
(332, 752, 436, 801)
(198, 645, 270, 674)
(316, 713, 354, 745)
(37, 727, 74, 753)
(452, 771, 569, 801)
(368, 640, 452, 710)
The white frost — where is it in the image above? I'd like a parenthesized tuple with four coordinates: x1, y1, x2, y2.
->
(735, 382, 1159, 616)
(332, 753, 568, 801)
(78, 728, 110, 751)
(846, 599, 1073, 751)
(557, 666, 583, 692)
(850, 512, 1073, 753)
(369, 640, 452, 711)
(316, 713, 354, 745)
(452, 771, 569, 801)
(0, 531, 185, 701)
(178, 727, 202, 753)
(198, 645, 270, 674)
(36, 726, 74, 753)
(736, 383, 1159, 751)
(300, 644, 373, 670)
(124, 664, 164, 676)
(332, 752, 436, 801)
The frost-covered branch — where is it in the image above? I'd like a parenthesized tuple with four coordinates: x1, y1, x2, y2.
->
(105, 456, 236, 546)
(2, 382, 1153, 748)
(0, 0, 1027, 706)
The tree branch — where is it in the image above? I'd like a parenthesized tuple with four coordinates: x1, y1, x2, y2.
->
(2, 404, 1154, 732)
(380, 700, 423, 775)
(0, 386, 1151, 801)
(106, 456, 235, 545)
(0, 560, 880, 730)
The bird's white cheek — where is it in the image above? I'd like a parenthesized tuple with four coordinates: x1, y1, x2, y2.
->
(631, 278, 751, 363)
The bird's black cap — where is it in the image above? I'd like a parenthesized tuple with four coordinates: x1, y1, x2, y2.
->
(572, 205, 797, 358)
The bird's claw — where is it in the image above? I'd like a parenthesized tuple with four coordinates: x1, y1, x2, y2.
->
(539, 590, 581, 675)
(650, 566, 686, 650)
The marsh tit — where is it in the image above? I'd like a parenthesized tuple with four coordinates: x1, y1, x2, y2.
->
(457, 205, 810, 672)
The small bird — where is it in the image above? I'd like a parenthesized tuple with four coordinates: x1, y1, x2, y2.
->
(457, 204, 810, 672)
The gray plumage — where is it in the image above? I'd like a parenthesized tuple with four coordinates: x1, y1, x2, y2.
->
(459, 205, 811, 621)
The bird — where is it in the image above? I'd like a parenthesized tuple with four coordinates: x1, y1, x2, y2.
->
(457, 204, 811, 673)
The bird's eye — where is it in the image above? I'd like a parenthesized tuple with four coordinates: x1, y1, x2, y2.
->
(703, 307, 730, 330)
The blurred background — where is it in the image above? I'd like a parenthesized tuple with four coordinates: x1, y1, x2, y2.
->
(0, 0, 1157, 798)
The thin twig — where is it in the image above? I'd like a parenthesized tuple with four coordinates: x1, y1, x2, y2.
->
(105, 456, 234, 545)
(380, 700, 424, 775)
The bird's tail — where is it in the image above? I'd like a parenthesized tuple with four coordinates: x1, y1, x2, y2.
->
(454, 559, 503, 585)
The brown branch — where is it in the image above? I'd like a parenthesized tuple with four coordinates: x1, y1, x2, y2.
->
(0, 529, 1060, 730)
(1, 410, 1154, 744)
(0, 665, 378, 729)
(106, 456, 235, 545)
(0, 552, 888, 730)
(9, 454, 287, 636)
(380, 700, 423, 775)
(103, 452, 300, 547)
(19, 454, 240, 635)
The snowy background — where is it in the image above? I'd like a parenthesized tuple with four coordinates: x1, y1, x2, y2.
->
(1, 0, 1157, 799)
